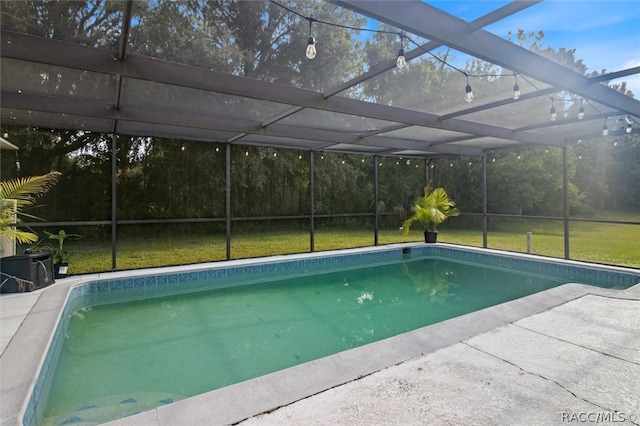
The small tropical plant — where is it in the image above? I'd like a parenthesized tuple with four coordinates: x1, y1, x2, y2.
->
(44, 229, 82, 264)
(401, 186, 460, 234)
(0, 171, 61, 246)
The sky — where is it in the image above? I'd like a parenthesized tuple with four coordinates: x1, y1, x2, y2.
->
(426, 0, 640, 97)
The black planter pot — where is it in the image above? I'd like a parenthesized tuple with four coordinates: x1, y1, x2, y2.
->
(54, 262, 69, 279)
(424, 231, 438, 243)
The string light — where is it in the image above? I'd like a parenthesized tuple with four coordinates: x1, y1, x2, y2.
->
(306, 17, 316, 59)
(602, 118, 609, 136)
(396, 34, 406, 69)
(464, 73, 473, 103)
(396, 47, 406, 69)
(268, 0, 629, 139)
(270, 0, 529, 106)
(577, 99, 585, 120)
(625, 115, 633, 134)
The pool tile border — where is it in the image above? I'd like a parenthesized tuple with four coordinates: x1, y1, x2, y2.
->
(408, 245, 640, 286)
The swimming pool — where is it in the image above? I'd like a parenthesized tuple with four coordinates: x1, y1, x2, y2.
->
(12, 244, 640, 425)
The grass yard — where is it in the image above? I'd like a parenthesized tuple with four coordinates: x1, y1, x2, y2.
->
(65, 220, 639, 275)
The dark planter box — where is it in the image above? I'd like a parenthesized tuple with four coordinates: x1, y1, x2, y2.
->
(0, 252, 55, 293)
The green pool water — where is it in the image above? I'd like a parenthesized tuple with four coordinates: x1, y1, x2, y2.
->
(39, 256, 578, 425)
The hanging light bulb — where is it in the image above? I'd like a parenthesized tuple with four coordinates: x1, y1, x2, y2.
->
(396, 33, 405, 68)
(396, 48, 406, 68)
(306, 36, 316, 59)
(464, 74, 473, 103)
(550, 98, 557, 121)
(305, 18, 316, 59)
(512, 74, 520, 100)
(602, 119, 609, 136)
(626, 123, 633, 134)
(577, 99, 585, 120)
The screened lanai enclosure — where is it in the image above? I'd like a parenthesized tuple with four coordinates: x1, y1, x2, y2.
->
(1, 0, 639, 273)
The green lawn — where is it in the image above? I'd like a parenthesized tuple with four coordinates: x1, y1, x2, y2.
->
(65, 222, 639, 275)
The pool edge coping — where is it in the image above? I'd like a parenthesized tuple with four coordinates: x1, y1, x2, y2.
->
(1, 243, 639, 426)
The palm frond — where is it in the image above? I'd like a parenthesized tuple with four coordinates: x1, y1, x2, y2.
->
(1, 171, 62, 245)
(0, 171, 61, 209)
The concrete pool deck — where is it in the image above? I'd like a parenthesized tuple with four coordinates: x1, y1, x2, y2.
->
(1, 257, 639, 425)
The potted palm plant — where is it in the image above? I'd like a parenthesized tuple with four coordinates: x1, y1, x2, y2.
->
(44, 229, 82, 278)
(401, 186, 460, 243)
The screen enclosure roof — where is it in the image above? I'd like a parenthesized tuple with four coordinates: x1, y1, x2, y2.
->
(1, 0, 639, 159)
